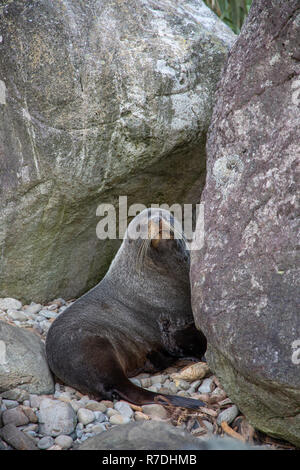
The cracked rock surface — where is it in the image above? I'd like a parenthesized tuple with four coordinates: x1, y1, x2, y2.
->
(0, 0, 234, 304)
(191, 0, 300, 447)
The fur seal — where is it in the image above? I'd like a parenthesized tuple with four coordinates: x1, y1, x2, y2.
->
(45, 208, 207, 409)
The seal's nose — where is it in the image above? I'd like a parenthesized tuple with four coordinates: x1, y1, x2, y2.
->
(148, 216, 174, 248)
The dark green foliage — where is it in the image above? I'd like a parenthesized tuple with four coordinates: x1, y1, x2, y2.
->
(203, 0, 252, 34)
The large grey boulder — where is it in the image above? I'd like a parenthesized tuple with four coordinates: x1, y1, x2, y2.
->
(0, 0, 234, 303)
(77, 420, 253, 450)
(0, 321, 54, 400)
(191, 0, 300, 447)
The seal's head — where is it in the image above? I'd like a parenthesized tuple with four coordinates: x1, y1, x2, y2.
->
(126, 208, 190, 279)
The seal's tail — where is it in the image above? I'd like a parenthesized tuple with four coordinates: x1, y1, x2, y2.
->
(114, 378, 205, 410)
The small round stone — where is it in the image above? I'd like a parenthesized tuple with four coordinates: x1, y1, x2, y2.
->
(176, 390, 190, 397)
(198, 378, 214, 394)
(167, 382, 178, 394)
(211, 386, 223, 396)
(89, 423, 106, 434)
(84, 400, 107, 412)
(129, 378, 141, 387)
(21, 406, 38, 423)
(39, 320, 51, 333)
(217, 405, 239, 426)
(157, 387, 170, 394)
(150, 374, 166, 385)
(146, 384, 160, 393)
(75, 422, 84, 438)
(114, 401, 134, 418)
(106, 408, 119, 418)
(70, 400, 81, 412)
(57, 392, 72, 403)
(2, 400, 19, 409)
(38, 436, 55, 450)
(100, 400, 114, 408)
(20, 423, 39, 433)
(140, 378, 152, 388)
(2, 407, 29, 426)
(64, 386, 77, 395)
(7, 310, 28, 321)
(177, 380, 190, 390)
(141, 404, 168, 420)
(134, 411, 150, 421)
(94, 411, 107, 422)
(24, 303, 42, 316)
(54, 435, 73, 449)
(39, 309, 57, 319)
(0, 298, 22, 311)
(189, 380, 202, 392)
(77, 408, 95, 425)
(29, 394, 42, 409)
(109, 414, 130, 425)
(78, 396, 90, 406)
(203, 420, 214, 432)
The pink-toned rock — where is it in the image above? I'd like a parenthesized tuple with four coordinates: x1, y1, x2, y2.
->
(191, 0, 300, 448)
(0, 423, 38, 450)
(2, 407, 29, 427)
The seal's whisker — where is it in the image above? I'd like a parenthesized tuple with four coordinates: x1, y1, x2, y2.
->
(140, 238, 151, 272)
(136, 237, 150, 274)
(135, 240, 145, 273)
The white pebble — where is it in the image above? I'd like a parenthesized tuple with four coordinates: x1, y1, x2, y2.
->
(168, 382, 178, 394)
(198, 378, 214, 394)
(54, 435, 73, 449)
(141, 404, 168, 420)
(39, 310, 57, 319)
(177, 380, 190, 390)
(2, 399, 19, 409)
(77, 408, 95, 425)
(109, 414, 130, 425)
(94, 411, 107, 422)
(114, 401, 134, 418)
(146, 384, 160, 393)
(150, 374, 167, 385)
(24, 303, 42, 316)
(217, 405, 239, 425)
(38, 436, 54, 450)
(140, 378, 152, 388)
(70, 400, 81, 412)
(134, 411, 149, 421)
(129, 378, 141, 387)
(7, 310, 28, 321)
(106, 408, 119, 418)
(0, 298, 22, 311)
(89, 423, 106, 434)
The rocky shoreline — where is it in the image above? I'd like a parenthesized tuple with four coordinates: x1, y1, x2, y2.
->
(0, 298, 296, 451)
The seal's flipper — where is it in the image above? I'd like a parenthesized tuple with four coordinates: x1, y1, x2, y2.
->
(114, 377, 205, 410)
(81, 337, 205, 409)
